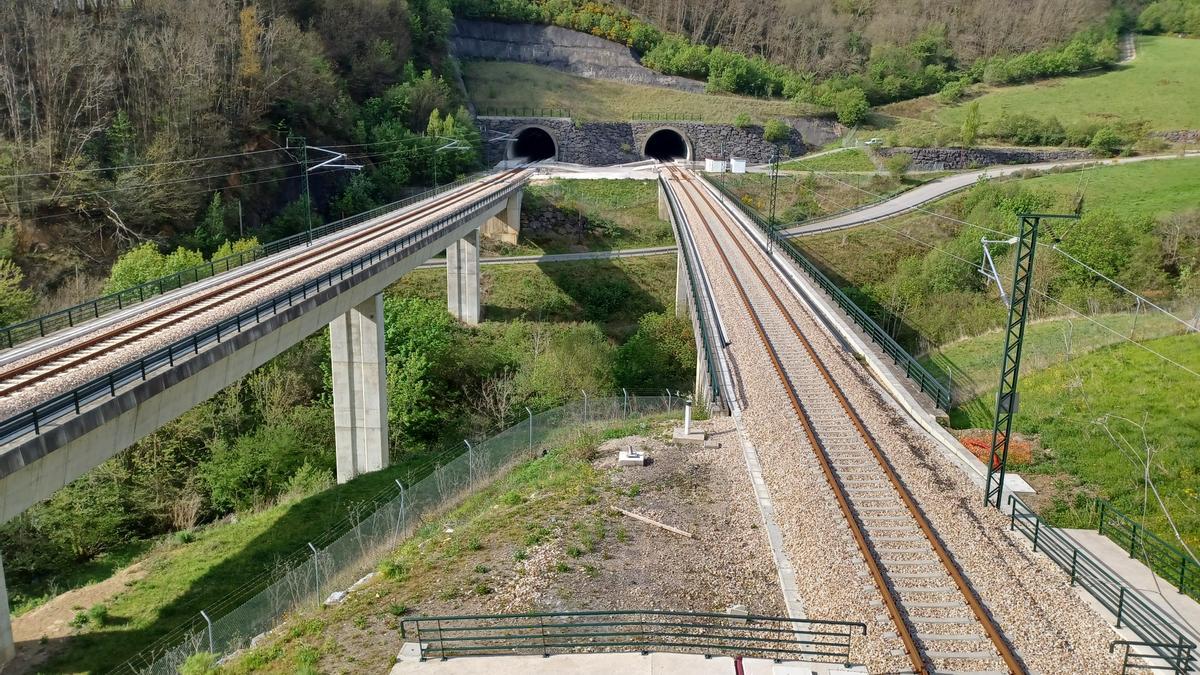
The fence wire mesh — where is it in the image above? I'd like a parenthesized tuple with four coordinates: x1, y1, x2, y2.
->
(117, 394, 679, 673)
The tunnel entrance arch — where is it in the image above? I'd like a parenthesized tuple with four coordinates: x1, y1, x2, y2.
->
(508, 126, 558, 162)
(642, 127, 691, 161)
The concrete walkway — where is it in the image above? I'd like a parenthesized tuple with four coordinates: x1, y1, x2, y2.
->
(416, 246, 674, 268)
(781, 152, 1200, 237)
(1062, 529, 1200, 647)
(390, 651, 863, 675)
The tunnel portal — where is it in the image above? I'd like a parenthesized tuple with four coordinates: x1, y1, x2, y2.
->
(643, 128, 689, 161)
(509, 127, 557, 161)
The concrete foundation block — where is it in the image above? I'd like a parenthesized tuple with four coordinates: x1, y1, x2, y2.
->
(672, 428, 706, 443)
(397, 642, 425, 663)
(617, 448, 647, 466)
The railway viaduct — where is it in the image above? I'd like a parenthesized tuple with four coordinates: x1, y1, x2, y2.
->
(0, 172, 529, 665)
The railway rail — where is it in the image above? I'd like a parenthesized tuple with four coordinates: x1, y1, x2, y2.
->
(665, 165, 1024, 675)
(0, 169, 525, 418)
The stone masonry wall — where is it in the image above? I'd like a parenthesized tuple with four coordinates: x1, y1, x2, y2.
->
(875, 146, 1094, 170)
(479, 117, 842, 167)
(451, 20, 705, 93)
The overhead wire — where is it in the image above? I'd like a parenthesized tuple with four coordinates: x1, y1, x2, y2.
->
(0, 147, 290, 180)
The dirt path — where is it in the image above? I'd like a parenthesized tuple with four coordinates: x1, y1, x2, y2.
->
(5, 562, 146, 674)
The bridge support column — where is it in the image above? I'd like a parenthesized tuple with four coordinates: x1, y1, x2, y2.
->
(447, 229, 481, 325)
(693, 346, 709, 407)
(0, 554, 13, 667)
(480, 191, 523, 245)
(330, 294, 389, 484)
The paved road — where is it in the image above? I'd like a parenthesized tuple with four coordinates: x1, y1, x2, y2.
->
(782, 152, 1200, 237)
(417, 245, 674, 268)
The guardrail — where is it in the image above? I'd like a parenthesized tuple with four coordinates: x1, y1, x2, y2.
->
(1007, 496, 1196, 672)
(659, 176, 727, 413)
(632, 112, 703, 122)
(399, 609, 865, 663)
(0, 176, 523, 449)
(477, 107, 571, 119)
(700, 173, 952, 410)
(1097, 498, 1200, 603)
(117, 394, 684, 674)
(0, 172, 489, 352)
(1111, 639, 1197, 674)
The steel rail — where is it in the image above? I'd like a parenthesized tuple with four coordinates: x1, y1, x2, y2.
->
(666, 165, 1025, 675)
(0, 171, 520, 399)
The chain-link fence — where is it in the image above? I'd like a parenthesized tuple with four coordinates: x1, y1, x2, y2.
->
(115, 393, 681, 674)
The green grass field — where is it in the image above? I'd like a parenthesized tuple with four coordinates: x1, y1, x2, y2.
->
(489, 179, 672, 256)
(950, 334, 1200, 554)
(780, 148, 877, 172)
(936, 36, 1200, 131)
(463, 61, 821, 123)
(1021, 157, 1200, 217)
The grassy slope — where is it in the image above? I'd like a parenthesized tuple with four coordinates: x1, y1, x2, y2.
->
(39, 254, 678, 672)
(950, 334, 1200, 553)
(394, 255, 677, 341)
(490, 179, 673, 256)
(720, 172, 924, 223)
(1027, 157, 1200, 216)
(780, 148, 877, 172)
(463, 61, 819, 123)
(937, 36, 1200, 131)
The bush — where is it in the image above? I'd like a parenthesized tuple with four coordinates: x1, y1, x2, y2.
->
(179, 652, 219, 675)
(614, 312, 695, 390)
(103, 242, 205, 295)
(0, 258, 34, 325)
(1089, 126, 1125, 157)
(762, 119, 791, 143)
(884, 153, 913, 178)
(830, 88, 870, 126)
(733, 112, 752, 129)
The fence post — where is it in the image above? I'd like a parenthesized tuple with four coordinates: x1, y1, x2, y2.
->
(1129, 523, 1140, 558)
(581, 390, 588, 422)
(525, 406, 534, 456)
(1069, 549, 1079, 586)
(200, 610, 214, 655)
(1116, 587, 1126, 628)
(464, 440, 474, 486)
(1097, 500, 1107, 533)
(1032, 518, 1040, 553)
(394, 479, 406, 541)
(1180, 556, 1189, 594)
(307, 542, 321, 608)
(622, 388, 629, 418)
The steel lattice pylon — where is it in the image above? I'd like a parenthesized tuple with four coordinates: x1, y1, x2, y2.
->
(984, 213, 1077, 508)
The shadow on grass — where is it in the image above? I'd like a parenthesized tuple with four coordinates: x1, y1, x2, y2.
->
(40, 448, 455, 674)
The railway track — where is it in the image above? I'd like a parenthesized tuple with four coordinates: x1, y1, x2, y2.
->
(664, 165, 1025, 675)
(0, 169, 525, 413)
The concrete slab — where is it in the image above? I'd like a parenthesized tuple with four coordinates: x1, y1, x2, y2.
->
(388, 652, 859, 675)
(1061, 528, 1200, 646)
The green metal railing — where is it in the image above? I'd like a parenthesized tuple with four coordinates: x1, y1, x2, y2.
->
(1097, 498, 1200, 603)
(659, 176, 727, 413)
(0, 172, 489, 351)
(1008, 496, 1196, 673)
(400, 610, 865, 663)
(478, 107, 571, 119)
(632, 112, 703, 122)
(1111, 639, 1197, 674)
(701, 173, 951, 409)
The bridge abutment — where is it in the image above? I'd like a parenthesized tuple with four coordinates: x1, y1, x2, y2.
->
(1, 554, 12, 667)
(480, 190, 522, 245)
(447, 230, 481, 325)
(330, 294, 389, 484)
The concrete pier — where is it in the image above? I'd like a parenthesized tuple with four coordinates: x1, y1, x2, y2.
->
(447, 230, 481, 325)
(480, 190, 523, 245)
(330, 295, 389, 484)
(1, 554, 13, 667)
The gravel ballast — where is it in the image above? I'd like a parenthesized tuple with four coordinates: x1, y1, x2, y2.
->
(668, 170, 1122, 674)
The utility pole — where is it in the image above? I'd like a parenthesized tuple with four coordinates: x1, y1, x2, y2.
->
(237, 199, 243, 239)
(984, 212, 1079, 509)
(287, 136, 312, 244)
(767, 144, 781, 253)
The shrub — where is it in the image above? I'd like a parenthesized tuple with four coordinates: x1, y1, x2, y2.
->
(179, 652, 219, 675)
(884, 153, 913, 178)
(0, 258, 34, 325)
(763, 118, 791, 143)
(733, 112, 752, 128)
(830, 88, 870, 126)
(1089, 126, 1125, 157)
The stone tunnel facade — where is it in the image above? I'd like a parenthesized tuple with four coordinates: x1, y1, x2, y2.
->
(478, 117, 843, 166)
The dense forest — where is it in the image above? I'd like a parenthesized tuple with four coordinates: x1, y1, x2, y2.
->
(0, 0, 476, 320)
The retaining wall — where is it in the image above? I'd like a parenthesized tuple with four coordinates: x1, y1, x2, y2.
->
(480, 117, 841, 166)
(876, 146, 1094, 170)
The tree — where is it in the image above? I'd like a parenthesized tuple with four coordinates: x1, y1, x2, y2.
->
(211, 237, 260, 263)
(884, 152, 913, 179)
(0, 259, 34, 325)
(763, 118, 791, 143)
(961, 101, 981, 147)
(194, 192, 228, 254)
(831, 88, 870, 126)
(614, 312, 695, 389)
(103, 243, 205, 294)
(1089, 126, 1124, 157)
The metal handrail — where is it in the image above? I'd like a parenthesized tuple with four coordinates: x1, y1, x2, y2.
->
(0, 175, 524, 450)
(632, 112, 703, 122)
(1111, 639, 1197, 675)
(0, 172, 489, 351)
(477, 107, 571, 119)
(1008, 496, 1196, 666)
(1097, 498, 1200, 602)
(700, 173, 952, 409)
(400, 609, 865, 663)
(659, 176, 726, 413)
